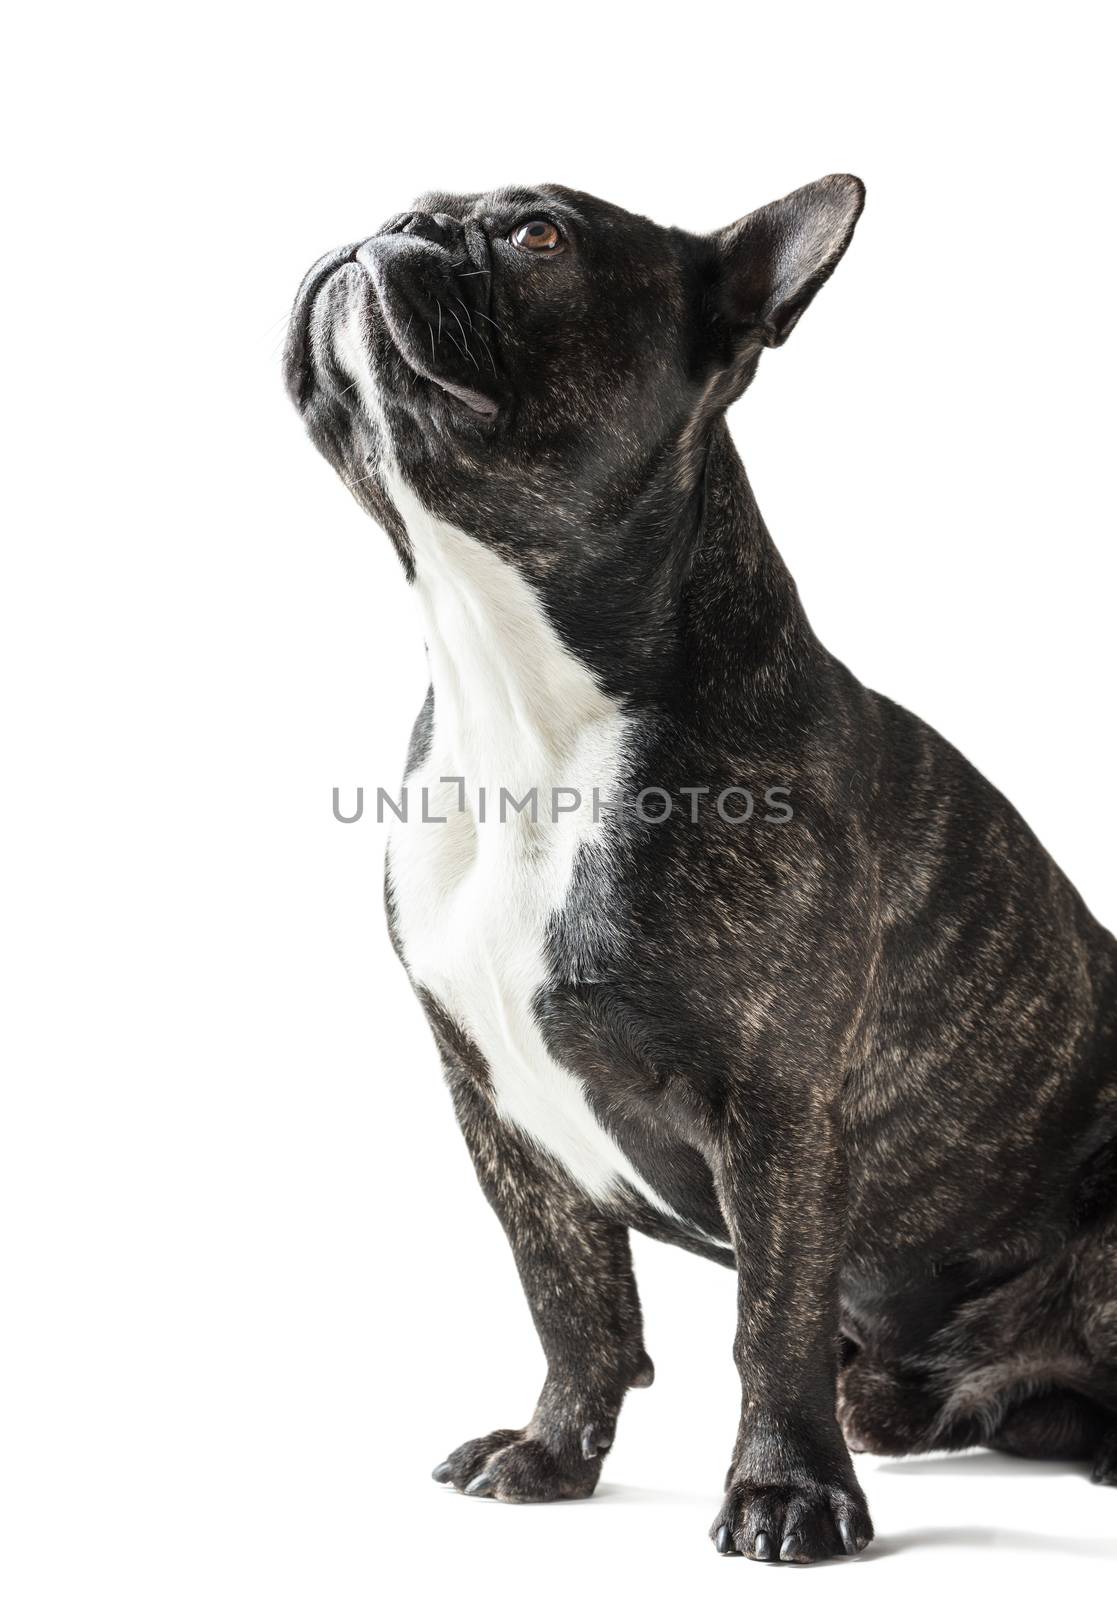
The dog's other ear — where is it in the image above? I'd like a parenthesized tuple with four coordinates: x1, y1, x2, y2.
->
(714, 175, 865, 350)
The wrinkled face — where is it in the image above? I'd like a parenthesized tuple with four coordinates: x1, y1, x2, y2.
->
(284, 178, 864, 575)
(284, 186, 710, 563)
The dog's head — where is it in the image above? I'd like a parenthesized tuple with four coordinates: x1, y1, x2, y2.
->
(284, 179, 863, 575)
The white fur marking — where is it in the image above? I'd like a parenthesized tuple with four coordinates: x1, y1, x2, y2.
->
(383, 466, 677, 1217)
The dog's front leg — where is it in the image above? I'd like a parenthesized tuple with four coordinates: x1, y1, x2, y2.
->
(431, 1069, 653, 1503)
(709, 1091, 873, 1562)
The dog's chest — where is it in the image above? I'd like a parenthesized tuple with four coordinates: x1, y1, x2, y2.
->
(384, 474, 671, 1215)
(390, 741, 639, 1206)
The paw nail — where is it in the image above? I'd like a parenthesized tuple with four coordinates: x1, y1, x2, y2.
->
(779, 1533, 801, 1562)
(580, 1424, 612, 1460)
(838, 1516, 857, 1554)
(431, 1460, 454, 1483)
(754, 1531, 772, 1560)
(715, 1524, 733, 1554)
(464, 1472, 492, 1496)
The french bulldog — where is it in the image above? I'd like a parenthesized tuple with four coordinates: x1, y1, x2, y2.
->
(284, 178, 1117, 1562)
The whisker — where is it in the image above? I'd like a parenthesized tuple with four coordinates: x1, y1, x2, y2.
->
(470, 308, 508, 336)
(436, 301, 442, 344)
(447, 305, 479, 367)
(456, 268, 490, 277)
(454, 297, 475, 331)
(464, 312, 505, 337)
(260, 309, 295, 340)
(474, 329, 498, 376)
(428, 322, 436, 363)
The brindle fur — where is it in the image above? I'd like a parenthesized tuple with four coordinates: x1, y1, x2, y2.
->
(285, 179, 1117, 1561)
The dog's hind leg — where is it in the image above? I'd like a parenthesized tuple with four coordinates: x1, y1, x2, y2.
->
(838, 1354, 961, 1456)
(1092, 1422, 1117, 1484)
(917, 1219, 1117, 1480)
(987, 1390, 1107, 1461)
(1070, 1212, 1117, 1484)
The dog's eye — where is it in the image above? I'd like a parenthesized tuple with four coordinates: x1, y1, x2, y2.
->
(510, 219, 564, 253)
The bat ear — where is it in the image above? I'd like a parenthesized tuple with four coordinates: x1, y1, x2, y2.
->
(714, 174, 865, 350)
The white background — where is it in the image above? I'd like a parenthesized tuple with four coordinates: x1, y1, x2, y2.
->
(4, 2, 1116, 1595)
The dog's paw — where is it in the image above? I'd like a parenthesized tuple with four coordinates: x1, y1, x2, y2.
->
(431, 1427, 601, 1503)
(710, 1478, 873, 1562)
(838, 1356, 939, 1455)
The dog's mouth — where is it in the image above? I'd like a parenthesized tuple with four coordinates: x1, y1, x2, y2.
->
(284, 215, 503, 425)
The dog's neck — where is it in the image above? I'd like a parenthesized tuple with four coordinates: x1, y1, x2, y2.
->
(390, 461, 623, 806)
(521, 422, 819, 732)
(675, 423, 820, 735)
(390, 421, 817, 782)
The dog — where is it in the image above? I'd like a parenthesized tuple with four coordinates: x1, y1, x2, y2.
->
(284, 178, 1117, 1562)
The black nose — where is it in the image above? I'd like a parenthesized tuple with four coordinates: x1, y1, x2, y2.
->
(397, 212, 462, 249)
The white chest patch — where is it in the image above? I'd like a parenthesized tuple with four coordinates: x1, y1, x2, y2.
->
(383, 467, 675, 1217)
